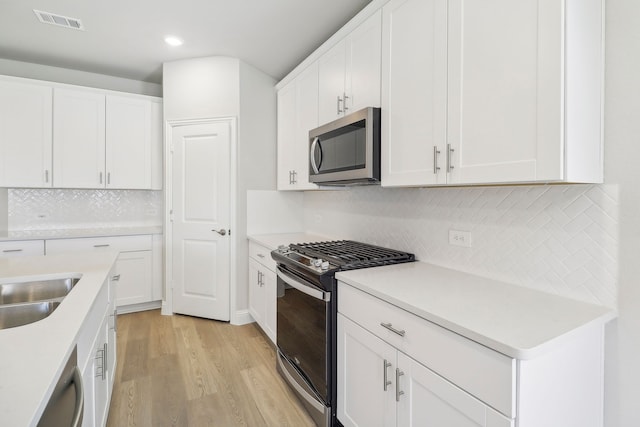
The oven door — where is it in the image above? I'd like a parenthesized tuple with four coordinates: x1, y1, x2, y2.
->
(276, 266, 331, 404)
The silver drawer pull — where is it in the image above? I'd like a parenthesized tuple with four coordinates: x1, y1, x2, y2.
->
(2, 249, 23, 253)
(380, 322, 406, 337)
(93, 244, 110, 248)
(257, 253, 265, 258)
(111, 274, 121, 281)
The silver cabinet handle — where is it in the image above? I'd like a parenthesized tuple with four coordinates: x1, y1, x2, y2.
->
(380, 322, 406, 337)
(45, 169, 49, 183)
(343, 93, 350, 112)
(396, 369, 405, 401)
(110, 308, 118, 332)
(337, 95, 343, 114)
(111, 274, 121, 281)
(291, 170, 297, 184)
(212, 229, 227, 236)
(447, 143, 455, 172)
(71, 366, 84, 427)
(99, 171, 103, 184)
(103, 343, 108, 381)
(257, 253, 266, 258)
(107, 172, 111, 185)
(383, 359, 392, 391)
(95, 346, 106, 380)
(94, 244, 110, 248)
(2, 249, 23, 253)
(433, 146, 441, 174)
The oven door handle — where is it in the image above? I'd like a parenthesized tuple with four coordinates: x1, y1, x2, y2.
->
(277, 268, 331, 302)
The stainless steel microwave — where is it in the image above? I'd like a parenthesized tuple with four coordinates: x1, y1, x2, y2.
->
(309, 107, 380, 185)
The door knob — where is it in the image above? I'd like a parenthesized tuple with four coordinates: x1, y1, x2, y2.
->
(212, 229, 227, 236)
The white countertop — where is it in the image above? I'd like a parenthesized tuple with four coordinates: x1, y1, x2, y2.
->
(0, 252, 118, 426)
(248, 232, 331, 250)
(336, 262, 616, 359)
(0, 225, 163, 241)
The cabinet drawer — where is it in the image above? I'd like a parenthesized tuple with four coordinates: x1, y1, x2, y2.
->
(338, 283, 516, 418)
(46, 235, 153, 255)
(249, 241, 277, 272)
(0, 240, 45, 257)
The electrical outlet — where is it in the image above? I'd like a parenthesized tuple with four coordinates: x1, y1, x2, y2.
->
(449, 230, 472, 247)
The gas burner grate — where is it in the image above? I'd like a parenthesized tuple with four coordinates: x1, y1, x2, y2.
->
(290, 240, 414, 269)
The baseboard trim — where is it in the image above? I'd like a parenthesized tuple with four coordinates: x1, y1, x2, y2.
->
(117, 300, 162, 314)
(232, 309, 255, 326)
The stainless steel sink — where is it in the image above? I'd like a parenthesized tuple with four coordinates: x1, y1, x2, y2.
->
(0, 301, 61, 329)
(0, 278, 80, 305)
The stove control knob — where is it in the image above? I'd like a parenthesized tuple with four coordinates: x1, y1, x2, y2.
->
(321, 261, 330, 270)
(277, 245, 289, 253)
(313, 258, 323, 267)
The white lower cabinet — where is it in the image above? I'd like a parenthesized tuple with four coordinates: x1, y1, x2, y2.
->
(248, 241, 277, 344)
(338, 314, 511, 427)
(45, 235, 159, 310)
(77, 270, 115, 427)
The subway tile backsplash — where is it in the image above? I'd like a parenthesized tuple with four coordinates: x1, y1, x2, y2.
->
(303, 184, 618, 307)
(8, 189, 163, 230)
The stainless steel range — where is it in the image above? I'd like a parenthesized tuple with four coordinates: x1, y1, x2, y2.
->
(271, 240, 415, 427)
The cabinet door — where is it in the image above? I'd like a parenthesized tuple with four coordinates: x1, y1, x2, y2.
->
(338, 314, 397, 427)
(381, 0, 448, 187)
(346, 10, 383, 114)
(115, 251, 153, 306)
(277, 81, 297, 190)
(397, 352, 513, 427)
(447, 0, 563, 184)
(263, 268, 277, 344)
(53, 88, 106, 188)
(318, 39, 347, 125)
(106, 95, 152, 189)
(0, 80, 52, 188)
(294, 62, 320, 190)
(93, 315, 110, 427)
(248, 259, 265, 327)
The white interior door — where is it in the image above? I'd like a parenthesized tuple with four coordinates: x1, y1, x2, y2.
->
(171, 121, 231, 321)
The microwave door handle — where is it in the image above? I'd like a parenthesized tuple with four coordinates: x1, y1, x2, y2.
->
(310, 137, 322, 174)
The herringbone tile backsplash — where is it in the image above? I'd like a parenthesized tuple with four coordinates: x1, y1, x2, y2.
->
(8, 189, 163, 229)
(303, 184, 618, 307)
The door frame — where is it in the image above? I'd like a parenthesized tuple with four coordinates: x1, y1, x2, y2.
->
(163, 117, 239, 323)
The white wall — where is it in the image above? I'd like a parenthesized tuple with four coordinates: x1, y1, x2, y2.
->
(163, 56, 240, 121)
(0, 58, 161, 96)
(603, 0, 640, 425)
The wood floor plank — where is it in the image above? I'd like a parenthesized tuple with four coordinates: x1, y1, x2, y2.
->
(107, 310, 316, 427)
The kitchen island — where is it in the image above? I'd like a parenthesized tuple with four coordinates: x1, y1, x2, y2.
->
(0, 251, 118, 427)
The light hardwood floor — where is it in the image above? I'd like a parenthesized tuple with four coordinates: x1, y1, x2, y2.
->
(106, 310, 315, 427)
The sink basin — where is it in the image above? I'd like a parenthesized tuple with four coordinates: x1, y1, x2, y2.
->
(0, 301, 61, 329)
(0, 278, 80, 305)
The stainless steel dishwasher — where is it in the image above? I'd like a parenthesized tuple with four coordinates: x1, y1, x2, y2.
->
(37, 346, 84, 427)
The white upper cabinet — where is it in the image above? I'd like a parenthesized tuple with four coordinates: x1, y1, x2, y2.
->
(53, 87, 162, 190)
(0, 80, 53, 188)
(277, 62, 319, 191)
(381, 0, 448, 187)
(318, 9, 382, 126)
(106, 95, 152, 189)
(53, 88, 106, 188)
(382, 0, 603, 187)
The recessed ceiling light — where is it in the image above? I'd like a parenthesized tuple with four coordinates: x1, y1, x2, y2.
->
(165, 36, 183, 47)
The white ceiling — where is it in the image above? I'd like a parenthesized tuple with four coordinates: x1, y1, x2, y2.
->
(0, 0, 372, 84)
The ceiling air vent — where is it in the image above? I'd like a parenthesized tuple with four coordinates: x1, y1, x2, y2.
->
(33, 10, 85, 31)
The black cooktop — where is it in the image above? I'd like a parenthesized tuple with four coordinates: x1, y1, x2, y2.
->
(288, 240, 415, 270)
